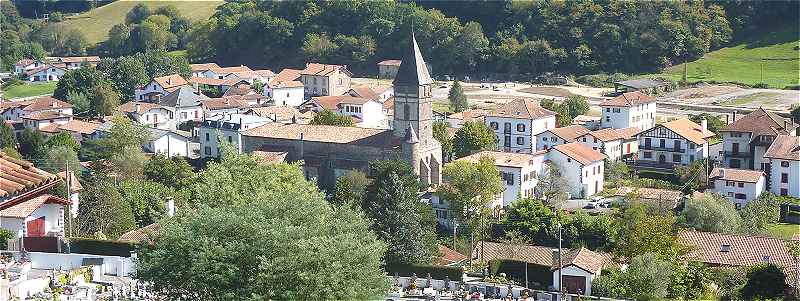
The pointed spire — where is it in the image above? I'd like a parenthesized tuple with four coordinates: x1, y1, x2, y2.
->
(393, 32, 433, 86)
(404, 124, 419, 144)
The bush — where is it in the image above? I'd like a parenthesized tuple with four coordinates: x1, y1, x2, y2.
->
(0, 228, 13, 250)
(69, 237, 137, 257)
(708, 267, 746, 301)
(740, 263, 785, 300)
(752, 83, 769, 89)
(386, 263, 463, 281)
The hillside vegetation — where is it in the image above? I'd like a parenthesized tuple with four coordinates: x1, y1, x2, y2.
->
(651, 27, 800, 88)
(58, 0, 222, 45)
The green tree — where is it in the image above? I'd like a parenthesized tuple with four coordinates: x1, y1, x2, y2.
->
(45, 131, 80, 153)
(502, 198, 555, 241)
(137, 152, 388, 300)
(432, 121, 453, 161)
(116, 178, 175, 228)
(455, 22, 489, 72)
(668, 262, 710, 300)
(302, 32, 338, 62)
(108, 23, 131, 55)
(125, 3, 151, 24)
(140, 15, 177, 51)
(331, 170, 369, 208)
(740, 192, 782, 234)
(741, 264, 786, 300)
(791, 104, 800, 126)
(0, 119, 16, 149)
(614, 203, 686, 260)
(689, 113, 726, 136)
(448, 80, 468, 113)
(604, 159, 630, 185)
(437, 157, 504, 264)
(53, 66, 112, 102)
(452, 121, 497, 158)
(77, 179, 135, 239)
(17, 128, 45, 160)
(674, 159, 708, 193)
(310, 109, 355, 126)
(144, 154, 195, 191)
(677, 193, 743, 233)
(623, 253, 674, 301)
(363, 160, 436, 266)
(43, 146, 80, 173)
(562, 95, 590, 119)
(96, 56, 148, 101)
(592, 268, 627, 299)
(89, 82, 121, 117)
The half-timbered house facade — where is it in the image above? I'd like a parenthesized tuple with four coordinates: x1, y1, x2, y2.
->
(634, 118, 714, 170)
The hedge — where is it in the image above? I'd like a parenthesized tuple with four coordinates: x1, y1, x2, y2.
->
(68, 238, 137, 257)
(386, 263, 463, 280)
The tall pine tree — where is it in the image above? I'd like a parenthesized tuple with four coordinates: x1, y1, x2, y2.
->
(448, 80, 468, 113)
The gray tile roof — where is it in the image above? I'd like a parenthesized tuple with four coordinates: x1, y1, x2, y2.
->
(393, 33, 433, 86)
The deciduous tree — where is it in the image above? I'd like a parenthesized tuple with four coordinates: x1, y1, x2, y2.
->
(331, 170, 369, 208)
(18, 128, 45, 160)
(432, 121, 454, 161)
(677, 193, 743, 233)
(311, 109, 355, 126)
(0, 119, 16, 149)
(77, 179, 135, 239)
(452, 121, 497, 158)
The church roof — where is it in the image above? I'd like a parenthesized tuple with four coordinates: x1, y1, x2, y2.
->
(393, 34, 433, 86)
(243, 123, 401, 148)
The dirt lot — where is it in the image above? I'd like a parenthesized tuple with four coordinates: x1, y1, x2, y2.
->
(660, 84, 799, 111)
(518, 86, 575, 98)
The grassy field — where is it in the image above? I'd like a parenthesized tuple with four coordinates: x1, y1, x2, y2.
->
(58, 0, 223, 45)
(3, 82, 58, 99)
(765, 222, 799, 240)
(648, 27, 800, 88)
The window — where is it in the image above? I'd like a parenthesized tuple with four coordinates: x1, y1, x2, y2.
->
(504, 135, 511, 147)
(585, 171, 588, 177)
(582, 137, 587, 142)
(730, 159, 741, 168)
(781, 161, 790, 167)
(605, 116, 610, 122)
(204, 146, 211, 155)
(542, 137, 547, 141)
(781, 188, 789, 196)
(504, 122, 511, 133)
(516, 137, 524, 145)
(567, 158, 572, 163)
(728, 192, 734, 197)
(605, 108, 610, 112)
(517, 124, 526, 132)
(737, 182, 744, 188)
(205, 133, 209, 141)
(227, 136, 233, 143)
(491, 122, 499, 130)
(643, 151, 652, 159)
(781, 173, 789, 183)
(672, 154, 681, 162)
(689, 143, 695, 149)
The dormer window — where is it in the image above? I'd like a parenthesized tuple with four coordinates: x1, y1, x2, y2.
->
(763, 255, 771, 263)
(720, 244, 730, 252)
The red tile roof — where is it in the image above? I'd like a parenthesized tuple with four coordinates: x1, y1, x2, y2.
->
(721, 108, 798, 138)
(559, 247, 617, 274)
(116, 102, 165, 114)
(153, 74, 189, 90)
(600, 91, 655, 107)
(456, 150, 545, 168)
(472, 241, 616, 273)
(15, 59, 36, 67)
(309, 95, 370, 110)
(22, 96, 72, 112)
(202, 97, 250, 111)
(118, 223, 160, 243)
(55, 56, 100, 63)
(447, 109, 487, 122)
(548, 125, 590, 141)
(243, 123, 399, 147)
(678, 230, 798, 287)
(56, 119, 101, 135)
(0, 194, 70, 218)
(251, 151, 288, 164)
(0, 152, 60, 198)
(300, 63, 352, 77)
(273, 68, 303, 83)
(22, 111, 72, 121)
(584, 127, 641, 142)
(709, 167, 765, 183)
(189, 76, 226, 86)
(660, 118, 715, 145)
(190, 63, 221, 71)
(764, 135, 800, 161)
(435, 244, 467, 266)
(487, 98, 556, 120)
(552, 142, 605, 165)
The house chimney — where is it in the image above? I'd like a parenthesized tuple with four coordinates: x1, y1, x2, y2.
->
(135, 103, 141, 112)
(701, 119, 708, 132)
(270, 112, 277, 122)
(166, 197, 175, 217)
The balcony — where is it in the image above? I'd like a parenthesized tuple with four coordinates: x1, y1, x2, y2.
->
(723, 151, 751, 158)
(640, 145, 685, 153)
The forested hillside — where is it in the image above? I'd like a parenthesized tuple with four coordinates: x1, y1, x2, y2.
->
(2, 0, 798, 79)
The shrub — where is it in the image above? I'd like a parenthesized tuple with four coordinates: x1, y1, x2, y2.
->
(69, 237, 137, 257)
(0, 228, 14, 250)
(740, 263, 785, 300)
(752, 83, 769, 89)
(708, 266, 746, 300)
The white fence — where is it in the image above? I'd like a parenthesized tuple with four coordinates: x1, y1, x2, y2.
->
(10, 251, 136, 277)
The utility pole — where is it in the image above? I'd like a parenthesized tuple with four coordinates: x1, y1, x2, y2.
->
(65, 162, 73, 239)
(557, 214, 562, 298)
(452, 220, 457, 252)
(760, 58, 764, 84)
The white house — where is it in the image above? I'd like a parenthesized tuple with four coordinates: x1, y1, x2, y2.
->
(446, 109, 487, 129)
(24, 65, 67, 82)
(764, 135, 800, 198)
(265, 79, 304, 107)
(599, 91, 657, 131)
(336, 97, 387, 128)
(299, 63, 353, 97)
(14, 59, 44, 75)
(536, 125, 590, 151)
(635, 118, 714, 169)
(134, 74, 190, 102)
(485, 98, 557, 153)
(348, 84, 394, 103)
(202, 97, 250, 118)
(22, 112, 72, 130)
(552, 248, 616, 296)
(143, 128, 194, 158)
(455, 150, 546, 208)
(547, 142, 606, 198)
(51, 56, 101, 70)
(708, 167, 766, 208)
(719, 108, 798, 170)
(39, 119, 102, 143)
(158, 86, 207, 124)
(3, 97, 74, 123)
(198, 113, 271, 158)
(116, 102, 174, 129)
(576, 127, 641, 161)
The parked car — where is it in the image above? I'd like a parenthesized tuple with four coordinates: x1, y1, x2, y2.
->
(584, 201, 598, 209)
